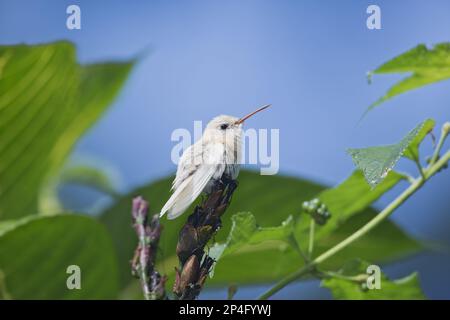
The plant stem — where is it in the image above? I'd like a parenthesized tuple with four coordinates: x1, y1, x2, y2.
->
(258, 149, 449, 300)
(319, 270, 368, 283)
(411, 152, 426, 180)
(308, 220, 315, 259)
(137, 231, 151, 300)
(131, 197, 166, 300)
(0, 270, 12, 300)
(289, 235, 309, 263)
(430, 123, 449, 165)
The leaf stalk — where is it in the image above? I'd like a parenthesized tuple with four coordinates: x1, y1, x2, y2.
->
(308, 219, 315, 259)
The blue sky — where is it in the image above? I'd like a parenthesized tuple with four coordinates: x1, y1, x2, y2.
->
(1, 0, 449, 298)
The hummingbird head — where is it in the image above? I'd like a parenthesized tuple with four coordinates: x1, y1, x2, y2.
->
(204, 115, 242, 144)
(206, 115, 240, 132)
(204, 104, 270, 143)
(206, 104, 270, 133)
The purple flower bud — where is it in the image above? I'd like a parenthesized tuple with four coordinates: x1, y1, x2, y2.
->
(132, 196, 149, 221)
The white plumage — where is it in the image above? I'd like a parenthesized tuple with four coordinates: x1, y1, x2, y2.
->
(160, 105, 270, 219)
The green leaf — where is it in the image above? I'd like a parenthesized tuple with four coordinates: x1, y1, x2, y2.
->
(0, 52, 8, 78)
(347, 120, 427, 187)
(315, 212, 420, 272)
(211, 211, 420, 285)
(100, 170, 420, 292)
(295, 170, 406, 242)
(0, 214, 119, 299)
(320, 171, 404, 218)
(0, 216, 36, 237)
(368, 43, 450, 111)
(0, 269, 12, 299)
(101, 171, 324, 289)
(57, 164, 120, 197)
(403, 119, 435, 161)
(209, 212, 294, 267)
(322, 259, 425, 299)
(39, 163, 121, 214)
(0, 42, 133, 220)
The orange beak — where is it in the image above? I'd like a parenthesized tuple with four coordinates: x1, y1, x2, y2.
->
(235, 104, 271, 125)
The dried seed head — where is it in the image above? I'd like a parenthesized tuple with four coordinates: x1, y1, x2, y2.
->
(173, 267, 182, 296)
(197, 225, 213, 245)
(176, 224, 198, 263)
(179, 255, 200, 290)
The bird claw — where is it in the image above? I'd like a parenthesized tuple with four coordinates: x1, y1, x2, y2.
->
(213, 179, 225, 190)
(227, 179, 238, 192)
(220, 174, 237, 187)
(221, 177, 238, 205)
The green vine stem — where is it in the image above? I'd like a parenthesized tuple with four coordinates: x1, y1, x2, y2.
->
(308, 219, 315, 259)
(430, 122, 449, 164)
(258, 136, 449, 300)
(318, 270, 368, 283)
(0, 270, 12, 300)
(289, 234, 309, 263)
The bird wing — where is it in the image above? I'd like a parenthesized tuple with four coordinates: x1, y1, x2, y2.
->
(160, 142, 225, 220)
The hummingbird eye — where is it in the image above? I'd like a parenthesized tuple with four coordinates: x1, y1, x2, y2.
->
(220, 123, 229, 130)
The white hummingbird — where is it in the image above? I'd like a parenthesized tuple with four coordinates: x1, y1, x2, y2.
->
(160, 104, 270, 219)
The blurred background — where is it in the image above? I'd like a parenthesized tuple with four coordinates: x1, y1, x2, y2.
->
(0, 0, 449, 299)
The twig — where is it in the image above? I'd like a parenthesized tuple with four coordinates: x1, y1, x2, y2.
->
(131, 196, 167, 300)
(288, 234, 309, 263)
(430, 122, 449, 165)
(318, 270, 368, 283)
(409, 147, 426, 180)
(173, 176, 238, 300)
(308, 219, 315, 259)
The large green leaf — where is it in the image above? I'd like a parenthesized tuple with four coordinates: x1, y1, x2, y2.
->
(209, 212, 294, 269)
(295, 170, 408, 259)
(295, 170, 406, 242)
(101, 171, 324, 289)
(0, 53, 8, 78)
(368, 43, 450, 111)
(0, 214, 119, 299)
(322, 259, 425, 299)
(212, 211, 420, 285)
(100, 170, 419, 293)
(39, 163, 121, 214)
(56, 164, 120, 198)
(0, 42, 133, 220)
(0, 269, 11, 299)
(347, 120, 427, 187)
